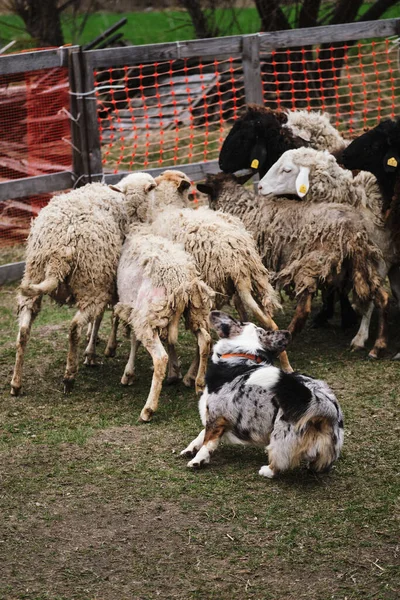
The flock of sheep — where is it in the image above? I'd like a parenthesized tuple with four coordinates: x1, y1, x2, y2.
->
(10, 104, 400, 424)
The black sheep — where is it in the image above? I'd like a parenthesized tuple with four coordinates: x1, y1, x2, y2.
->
(340, 118, 400, 215)
(218, 105, 303, 178)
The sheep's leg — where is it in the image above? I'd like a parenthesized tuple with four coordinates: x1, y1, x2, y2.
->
(84, 314, 103, 366)
(194, 327, 212, 395)
(339, 293, 359, 329)
(166, 311, 183, 384)
(187, 417, 228, 468)
(312, 288, 335, 327)
(183, 346, 200, 388)
(233, 294, 248, 322)
(288, 292, 313, 337)
(350, 302, 373, 351)
(63, 310, 89, 393)
(11, 296, 42, 396)
(121, 330, 140, 386)
(104, 313, 119, 357)
(139, 331, 168, 422)
(388, 264, 400, 310)
(368, 289, 389, 359)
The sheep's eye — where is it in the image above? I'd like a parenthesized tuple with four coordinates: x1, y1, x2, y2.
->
(282, 167, 292, 173)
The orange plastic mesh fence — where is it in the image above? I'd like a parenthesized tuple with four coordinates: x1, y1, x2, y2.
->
(0, 67, 72, 249)
(94, 56, 244, 173)
(1, 38, 400, 251)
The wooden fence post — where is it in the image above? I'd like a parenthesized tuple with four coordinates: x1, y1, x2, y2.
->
(69, 48, 103, 184)
(242, 34, 264, 106)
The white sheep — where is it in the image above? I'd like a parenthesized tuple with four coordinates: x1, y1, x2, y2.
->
(284, 109, 348, 155)
(112, 169, 292, 374)
(11, 173, 157, 395)
(115, 224, 214, 421)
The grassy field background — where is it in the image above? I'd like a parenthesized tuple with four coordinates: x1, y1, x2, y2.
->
(0, 281, 399, 599)
(0, 3, 399, 49)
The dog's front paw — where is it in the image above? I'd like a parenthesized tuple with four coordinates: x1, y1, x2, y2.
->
(259, 465, 275, 478)
(187, 456, 209, 468)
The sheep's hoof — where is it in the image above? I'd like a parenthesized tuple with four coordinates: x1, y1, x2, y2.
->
(195, 381, 205, 396)
(138, 408, 153, 422)
(84, 356, 98, 367)
(104, 346, 117, 358)
(63, 378, 75, 394)
(350, 343, 365, 353)
(182, 374, 195, 388)
(166, 374, 183, 385)
(121, 373, 134, 386)
(392, 352, 400, 361)
(10, 385, 21, 397)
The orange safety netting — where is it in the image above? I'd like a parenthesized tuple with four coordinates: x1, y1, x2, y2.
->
(1, 38, 400, 251)
(0, 67, 72, 248)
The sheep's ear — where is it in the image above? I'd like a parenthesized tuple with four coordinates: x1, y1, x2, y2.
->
(295, 166, 310, 197)
(209, 311, 243, 338)
(145, 182, 157, 193)
(383, 151, 400, 173)
(177, 179, 191, 193)
(234, 171, 254, 185)
(109, 184, 123, 193)
(249, 143, 267, 171)
(290, 126, 311, 143)
(197, 183, 213, 196)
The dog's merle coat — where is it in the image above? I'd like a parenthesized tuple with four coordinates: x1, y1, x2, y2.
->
(181, 311, 344, 478)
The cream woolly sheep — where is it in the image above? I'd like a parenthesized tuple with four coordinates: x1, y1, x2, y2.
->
(111, 168, 292, 373)
(198, 172, 389, 359)
(284, 109, 348, 155)
(151, 169, 293, 374)
(11, 173, 157, 396)
(115, 224, 214, 421)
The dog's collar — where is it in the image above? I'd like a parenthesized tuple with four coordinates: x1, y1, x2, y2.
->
(220, 352, 264, 363)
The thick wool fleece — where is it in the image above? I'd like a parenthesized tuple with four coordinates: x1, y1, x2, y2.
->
(285, 110, 348, 154)
(20, 183, 128, 314)
(116, 224, 214, 342)
(205, 174, 384, 306)
(150, 206, 280, 315)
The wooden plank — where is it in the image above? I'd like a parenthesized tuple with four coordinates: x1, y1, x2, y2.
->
(242, 34, 263, 105)
(0, 261, 25, 286)
(259, 18, 400, 50)
(0, 172, 74, 202)
(104, 159, 220, 185)
(87, 18, 399, 70)
(87, 36, 243, 69)
(0, 46, 77, 75)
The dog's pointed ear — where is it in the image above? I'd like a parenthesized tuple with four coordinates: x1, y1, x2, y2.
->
(209, 311, 242, 338)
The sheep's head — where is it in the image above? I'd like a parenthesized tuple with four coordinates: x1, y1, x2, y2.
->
(341, 118, 400, 178)
(197, 172, 247, 210)
(258, 148, 339, 200)
(218, 105, 296, 178)
(155, 170, 193, 209)
(110, 172, 157, 223)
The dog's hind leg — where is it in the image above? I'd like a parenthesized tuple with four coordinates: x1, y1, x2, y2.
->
(180, 429, 205, 457)
(187, 417, 228, 468)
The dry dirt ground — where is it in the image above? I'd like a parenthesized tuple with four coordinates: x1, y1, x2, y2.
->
(0, 283, 399, 600)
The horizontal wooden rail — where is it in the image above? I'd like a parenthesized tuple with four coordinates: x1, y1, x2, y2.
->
(0, 261, 25, 286)
(103, 160, 220, 185)
(0, 172, 75, 202)
(0, 46, 78, 75)
(86, 18, 400, 68)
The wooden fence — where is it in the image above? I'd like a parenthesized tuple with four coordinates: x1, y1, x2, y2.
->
(1, 17, 400, 282)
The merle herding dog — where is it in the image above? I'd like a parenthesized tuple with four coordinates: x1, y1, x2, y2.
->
(181, 311, 344, 478)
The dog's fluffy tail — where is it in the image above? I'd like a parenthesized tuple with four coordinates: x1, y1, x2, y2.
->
(272, 372, 342, 471)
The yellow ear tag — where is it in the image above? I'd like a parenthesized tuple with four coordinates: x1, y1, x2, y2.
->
(298, 184, 308, 194)
(251, 159, 259, 169)
(387, 156, 398, 167)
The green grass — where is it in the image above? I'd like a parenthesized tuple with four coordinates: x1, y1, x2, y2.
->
(0, 3, 399, 50)
(0, 282, 399, 599)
